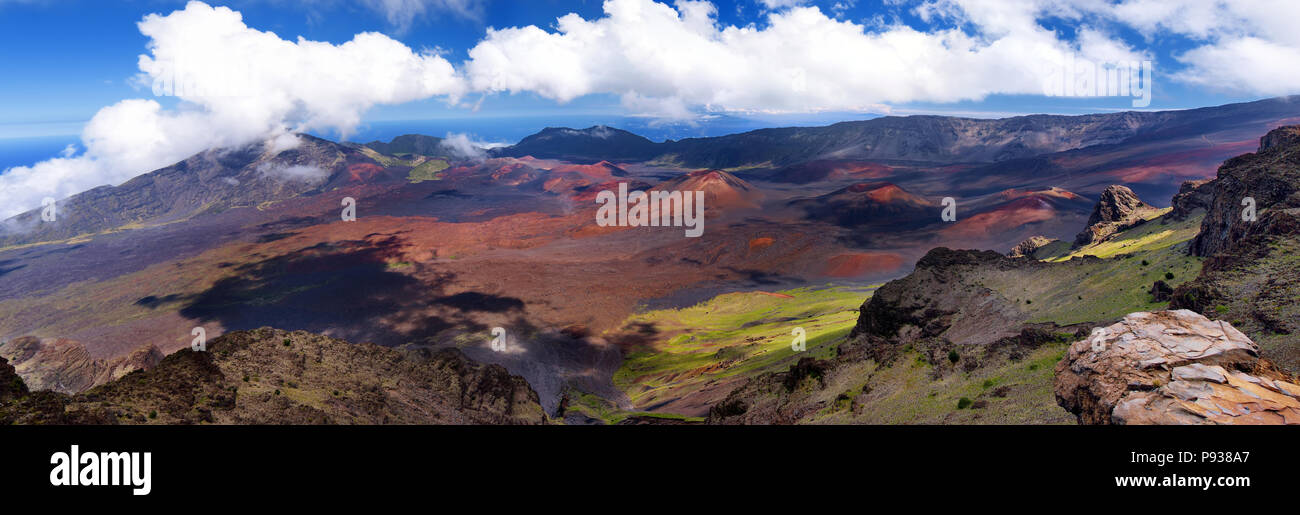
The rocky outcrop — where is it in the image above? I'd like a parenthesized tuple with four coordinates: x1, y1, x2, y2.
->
(1074, 185, 1159, 246)
(1007, 236, 1057, 258)
(1190, 125, 1300, 257)
(1171, 125, 1300, 373)
(1055, 310, 1300, 424)
(1259, 125, 1300, 152)
(851, 248, 1027, 346)
(0, 337, 162, 393)
(0, 328, 548, 425)
(1168, 179, 1214, 221)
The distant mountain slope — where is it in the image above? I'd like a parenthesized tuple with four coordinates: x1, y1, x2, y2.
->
(492, 125, 660, 162)
(0, 135, 387, 247)
(493, 96, 1300, 169)
(361, 134, 445, 156)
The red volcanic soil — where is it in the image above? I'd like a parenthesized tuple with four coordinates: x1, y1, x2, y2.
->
(541, 162, 631, 196)
(489, 162, 541, 186)
(548, 160, 627, 180)
(845, 182, 932, 207)
(568, 179, 654, 202)
(654, 169, 763, 210)
(748, 237, 775, 251)
(772, 160, 894, 183)
(943, 196, 1058, 239)
(1104, 139, 1258, 183)
(822, 252, 905, 278)
(347, 163, 385, 182)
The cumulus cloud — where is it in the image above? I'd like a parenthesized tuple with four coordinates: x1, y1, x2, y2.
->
(463, 0, 1144, 119)
(925, 0, 1300, 96)
(437, 132, 506, 161)
(9, 0, 1300, 219)
(0, 1, 464, 218)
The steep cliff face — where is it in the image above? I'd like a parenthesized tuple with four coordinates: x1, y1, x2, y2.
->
(1189, 125, 1300, 258)
(1172, 126, 1300, 373)
(1055, 310, 1299, 425)
(0, 337, 162, 393)
(0, 328, 548, 425)
(1168, 179, 1215, 221)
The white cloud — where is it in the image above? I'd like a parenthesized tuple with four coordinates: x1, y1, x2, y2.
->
(0, 1, 464, 218)
(464, 0, 1142, 118)
(437, 132, 506, 161)
(927, 0, 1300, 96)
(9, 0, 1300, 219)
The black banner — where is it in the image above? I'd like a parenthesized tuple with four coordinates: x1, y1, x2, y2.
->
(2, 425, 1291, 505)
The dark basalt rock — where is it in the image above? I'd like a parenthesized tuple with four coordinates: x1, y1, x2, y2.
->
(1074, 185, 1156, 246)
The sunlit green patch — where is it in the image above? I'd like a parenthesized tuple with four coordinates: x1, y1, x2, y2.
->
(983, 214, 1205, 325)
(407, 159, 450, 183)
(610, 285, 876, 414)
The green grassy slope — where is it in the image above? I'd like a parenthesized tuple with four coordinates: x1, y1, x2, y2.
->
(983, 213, 1205, 325)
(610, 286, 874, 414)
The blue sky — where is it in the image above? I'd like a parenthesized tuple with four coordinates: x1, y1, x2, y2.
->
(0, 0, 1276, 141)
(3, 0, 1298, 216)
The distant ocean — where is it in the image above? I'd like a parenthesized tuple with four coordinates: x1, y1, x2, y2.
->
(0, 135, 78, 175)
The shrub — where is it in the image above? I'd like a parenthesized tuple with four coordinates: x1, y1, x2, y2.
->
(1164, 272, 1175, 280)
(957, 397, 973, 409)
(948, 350, 960, 363)
(1140, 259, 1149, 266)
(282, 339, 291, 347)
(148, 410, 157, 419)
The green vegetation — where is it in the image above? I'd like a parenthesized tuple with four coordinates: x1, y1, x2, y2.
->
(983, 214, 1206, 325)
(611, 285, 875, 413)
(407, 159, 449, 183)
(559, 389, 704, 425)
(802, 343, 1071, 424)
